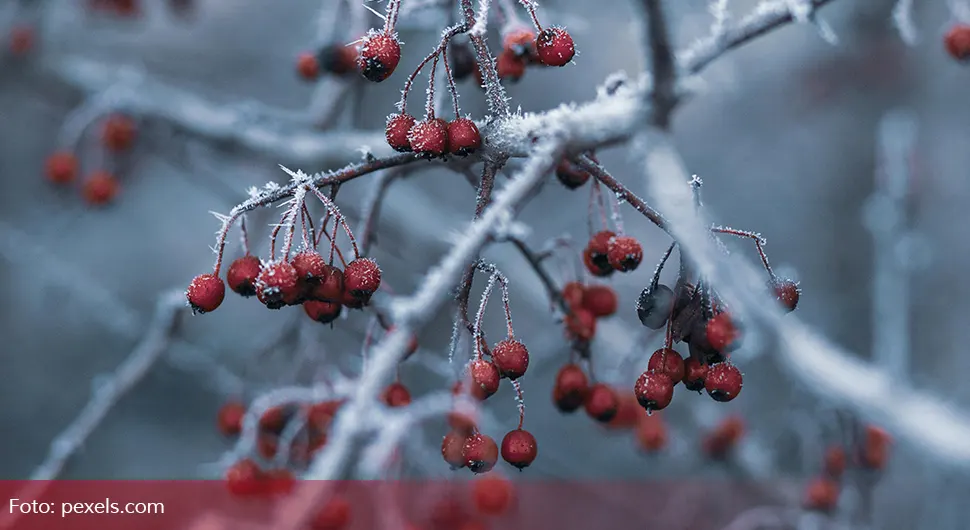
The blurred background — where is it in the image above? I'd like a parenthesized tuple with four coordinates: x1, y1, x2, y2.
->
(1, 0, 969, 528)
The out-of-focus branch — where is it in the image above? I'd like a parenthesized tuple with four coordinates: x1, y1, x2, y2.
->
(637, 0, 679, 126)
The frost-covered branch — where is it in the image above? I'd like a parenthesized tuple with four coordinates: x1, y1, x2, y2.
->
(637, 0, 679, 125)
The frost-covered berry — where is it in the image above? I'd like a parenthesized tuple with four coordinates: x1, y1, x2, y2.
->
(462, 433, 499, 474)
(256, 260, 301, 309)
(101, 114, 137, 152)
(408, 118, 449, 157)
(357, 32, 401, 82)
(448, 39, 477, 81)
(706, 312, 740, 352)
(45, 151, 77, 184)
(555, 159, 590, 189)
(319, 43, 357, 76)
(535, 27, 575, 67)
(704, 362, 743, 402)
(637, 283, 674, 329)
(553, 363, 589, 413)
(344, 257, 382, 301)
(442, 430, 468, 469)
(583, 230, 615, 276)
(683, 357, 707, 392)
(386, 113, 416, 152)
(647, 348, 685, 384)
(582, 284, 617, 317)
(634, 371, 674, 412)
(945, 23, 970, 62)
(500, 428, 538, 470)
(82, 171, 119, 206)
(381, 382, 411, 407)
(292, 250, 328, 288)
(584, 383, 619, 423)
(186, 273, 225, 314)
(447, 118, 481, 156)
(496, 49, 526, 82)
(296, 52, 320, 81)
(771, 278, 800, 312)
(304, 300, 342, 324)
(308, 264, 344, 302)
(227, 255, 261, 297)
(607, 235, 642, 272)
(469, 359, 501, 399)
(491, 339, 529, 380)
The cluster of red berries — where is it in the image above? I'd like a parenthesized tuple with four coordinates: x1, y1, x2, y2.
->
(493, 27, 576, 83)
(803, 425, 892, 513)
(561, 281, 617, 344)
(582, 230, 643, 277)
(297, 43, 359, 82)
(385, 114, 482, 158)
(945, 23, 970, 62)
(43, 114, 136, 206)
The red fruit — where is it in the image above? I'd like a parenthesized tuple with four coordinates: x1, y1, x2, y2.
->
(447, 118, 481, 156)
(309, 264, 345, 302)
(256, 260, 301, 309)
(803, 477, 839, 513)
(582, 284, 617, 317)
(45, 152, 77, 184)
(462, 433, 499, 474)
(307, 400, 343, 434)
(227, 255, 262, 297)
(583, 231, 616, 276)
(606, 390, 643, 430)
(297, 52, 321, 81)
(357, 32, 401, 82)
(859, 425, 892, 470)
(186, 273, 226, 314)
(682, 357, 708, 392)
(562, 281, 585, 309)
(304, 300, 342, 324)
(636, 413, 667, 453)
(386, 113, 416, 152)
(552, 363, 589, 413)
(344, 257, 381, 301)
(101, 114, 137, 152)
(706, 312, 739, 352)
(310, 495, 352, 530)
(225, 459, 264, 496)
(408, 118, 449, 157)
(217, 401, 246, 437)
(82, 171, 119, 206)
(647, 348, 685, 384)
(491, 339, 529, 380)
(442, 430, 468, 469)
(823, 446, 846, 479)
(500, 429, 537, 470)
(468, 359, 501, 399)
(381, 382, 411, 407)
(606, 235, 643, 272)
(704, 362, 743, 402)
(564, 307, 597, 342)
(9, 26, 33, 55)
(555, 159, 590, 189)
(292, 250, 329, 290)
(945, 24, 970, 61)
(264, 469, 295, 496)
(535, 27, 575, 67)
(496, 49, 526, 82)
(584, 383, 619, 423)
(320, 44, 358, 76)
(342, 288, 366, 309)
(448, 401, 479, 434)
(472, 473, 514, 515)
(771, 278, 800, 312)
(259, 406, 289, 434)
(703, 415, 745, 459)
(503, 28, 537, 60)
(634, 371, 674, 412)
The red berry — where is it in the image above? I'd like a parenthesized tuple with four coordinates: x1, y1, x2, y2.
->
(408, 118, 449, 157)
(447, 118, 481, 156)
(304, 300, 342, 324)
(101, 114, 137, 152)
(45, 151, 77, 184)
(341, 288, 366, 309)
(552, 363, 589, 413)
(682, 357, 708, 392)
(771, 278, 800, 312)
(310, 495, 352, 530)
(82, 171, 119, 206)
(226, 255, 261, 297)
(256, 260, 301, 309)
(706, 312, 740, 352)
(297, 52, 321, 81)
(703, 415, 744, 458)
(535, 27, 575, 67)
(606, 390, 643, 430)
(823, 446, 846, 479)
(503, 28, 537, 60)
(634, 371, 674, 412)
(500, 429, 538, 470)
(584, 383, 619, 423)
(583, 230, 615, 276)
(264, 469, 295, 496)
(386, 113, 416, 152)
(471, 473, 514, 515)
(945, 23, 970, 62)
(860, 425, 892, 470)
(496, 49, 526, 82)
(803, 477, 839, 513)
(257, 433, 278, 459)
(491, 339, 529, 380)
(357, 32, 401, 82)
(562, 281, 585, 309)
(442, 430, 468, 469)
(468, 359, 501, 399)
(704, 362, 743, 402)
(258, 406, 289, 434)
(381, 382, 411, 407)
(636, 413, 668, 453)
(186, 273, 225, 314)
(319, 44, 358, 76)
(606, 235, 643, 272)
(564, 307, 597, 342)
(344, 257, 382, 301)
(292, 250, 329, 294)
(462, 433, 499, 474)
(309, 264, 345, 302)
(9, 26, 33, 55)
(217, 400, 246, 437)
(582, 284, 617, 317)
(225, 459, 264, 497)
(647, 348, 685, 384)
(555, 159, 590, 189)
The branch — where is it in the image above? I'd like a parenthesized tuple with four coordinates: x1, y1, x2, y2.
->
(638, 0, 679, 126)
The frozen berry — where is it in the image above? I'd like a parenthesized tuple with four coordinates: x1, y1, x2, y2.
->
(309, 264, 345, 302)
(647, 348, 685, 384)
(606, 235, 643, 272)
(227, 255, 261, 297)
(504, 28, 537, 60)
(472, 473, 513, 515)
(319, 43, 357, 76)
(447, 118, 481, 156)
(45, 151, 77, 184)
(564, 307, 597, 342)
(408, 118, 449, 157)
(468, 359, 501, 399)
(101, 114, 137, 152)
(706, 312, 740, 352)
(771, 278, 800, 312)
(186, 273, 225, 313)
(500, 428, 537, 470)
(442, 430, 468, 469)
(555, 158, 590, 189)
(682, 357, 707, 392)
(535, 27, 575, 67)
(582, 284, 617, 317)
(634, 371, 674, 412)
(292, 250, 329, 289)
(343, 257, 381, 301)
(82, 171, 119, 206)
(462, 433, 499, 474)
(342, 288, 366, 309)
(256, 260, 301, 309)
(491, 339, 529, 380)
(704, 362, 742, 402)
(945, 23, 970, 62)
(448, 39, 477, 81)
(381, 382, 411, 407)
(637, 283, 675, 329)
(357, 32, 401, 82)
(225, 459, 264, 497)
(582, 230, 615, 277)
(496, 49, 526, 82)
(304, 300, 342, 324)
(217, 400, 246, 437)
(297, 52, 321, 81)
(552, 363, 589, 413)
(386, 113, 416, 152)
(584, 383, 619, 423)
(310, 494, 352, 530)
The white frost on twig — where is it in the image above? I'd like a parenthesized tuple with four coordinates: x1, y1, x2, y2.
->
(892, 0, 918, 46)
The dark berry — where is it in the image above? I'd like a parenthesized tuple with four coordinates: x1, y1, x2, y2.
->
(447, 118, 481, 156)
(462, 433, 499, 474)
(705, 362, 743, 402)
(682, 357, 707, 391)
(186, 273, 225, 313)
(582, 230, 615, 276)
(584, 383, 619, 423)
(555, 158, 590, 189)
(256, 261, 301, 309)
(500, 428, 538, 470)
(553, 363, 589, 413)
(634, 371, 674, 412)
(344, 257, 381, 301)
(606, 235, 643, 272)
(448, 39, 477, 81)
(386, 113, 416, 152)
(227, 255, 261, 297)
(637, 283, 674, 329)
(357, 32, 401, 82)
(535, 27, 575, 67)
(647, 348, 685, 384)
(491, 339, 529, 380)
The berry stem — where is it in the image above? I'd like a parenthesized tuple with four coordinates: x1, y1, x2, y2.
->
(650, 242, 677, 289)
(299, 205, 311, 250)
(510, 378, 525, 429)
(516, 0, 543, 32)
(384, 0, 402, 34)
(440, 46, 462, 117)
(711, 226, 774, 277)
(239, 215, 251, 256)
(279, 187, 308, 261)
(305, 185, 361, 260)
(574, 155, 668, 234)
(588, 179, 610, 234)
(472, 265, 513, 358)
(425, 54, 439, 119)
(398, 23, 467, 113)
(301, 202, 317, 250)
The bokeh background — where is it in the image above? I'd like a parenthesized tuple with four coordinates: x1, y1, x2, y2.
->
(2, 0, 969, 528)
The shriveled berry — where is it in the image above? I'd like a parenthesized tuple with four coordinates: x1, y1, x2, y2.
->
(472, 473, 513, 515)
(310, 494, 352, 530)
(491, 339, 529, 380)
(535, 27, 575, 67)
(256, 261, 301, 309)
(357, 32, 401, 82)
(344, 257, 381, 301)
(945, 23, 970, 62)
(319, 44, 357, 76)
(225, 459, 264, 497)
(634, 371, 674, 412)
(408, 118, 449, 157)
(448, 39, 477, 81)
(45, 151, 78, 184)
(447, 118, 481, 156)
(682, 357, 707, 391)
(704, 362, 743, 402)
(82, 171, 119, 206)
(562, 281, 585, 309)
(442, 430, 469, 468)
(803, 477, 839, 513)
(583, 231, 615, 276)
(553, 363, 589, 413)
(771, 278, 800, 312)
(637, 283, 675, 329)
(606, 235, 643, 272)
(555, 158, 590, 189)
(101, 114, 137, 152)
(496, 49, 526, 82)
(227, 255, 261, 297)
(309, 264, 344, 302)
(582, 284, 617, 317)
(468, 359, 501, 399)
(564, 307, 597, 342)
(217, 400, 246, 437)
(584, 383, 619, 423)
(381, 382, 411, 407)
(500, 428, 537, 470)
(297, 52, 320, 81)
(186, 273, 226, 314)
(304, 300, 342, 324)
(647, 348, 685, 384)
(385, 113, 416, 152)
(462, 433, 499, 474)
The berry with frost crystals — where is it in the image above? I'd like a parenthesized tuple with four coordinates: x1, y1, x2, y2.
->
(771, 278, 800, 312)
(45, 152, 77, 184)
(82, 171, 119, 206)
(256, 260, 301, 309)
(308, 264, 344, 302)
(536, 27, 575, 67)
(469, 359, 501, 399)
(447, 118, 481, 156)
(344, 257, 381, 301)
(647, 348, 685, 384)
(357, 32, 401, 82)
(385, 113, 416, 152)
(637, 283, 674, 329)
(552, 363, 589, 413)
(186, 273, 225, 313)
(704, 362, 743, 402)
(583, 230, 615, 276)
(491, 339, 529, 380)
(227, 255, 261, 297)
(501, 428, 538, 470)
(584, 383, 619, 423)
(462, 433, 499, 474)
(634, 371, 674, 412)
(408, 118, 449, 157)
(606, 235, 643, 272)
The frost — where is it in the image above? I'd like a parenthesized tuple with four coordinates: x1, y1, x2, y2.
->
(783, 0, 813, 23)
(892, 0, 918, 46)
